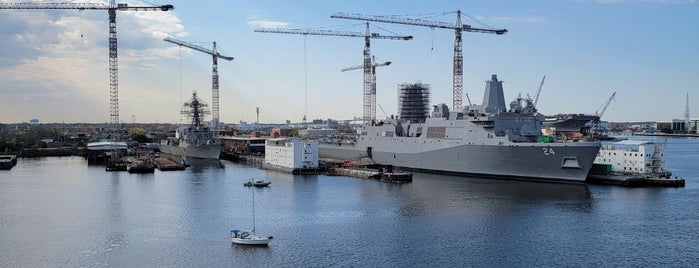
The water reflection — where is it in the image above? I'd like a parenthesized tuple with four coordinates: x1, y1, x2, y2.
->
(186, 159, 224, 174)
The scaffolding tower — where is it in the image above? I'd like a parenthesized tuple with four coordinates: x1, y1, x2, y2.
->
(398, 82, 431, 123)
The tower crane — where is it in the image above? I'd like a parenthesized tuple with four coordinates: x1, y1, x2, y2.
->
(596, 91, 616, 118)
(255, 23, 412, 125)
(533, 75, 545, 108)
(164, 37, 233, 132)
(341, 56, 391, 123)
(332, 10, 507, 113)
(0, 1, 174, 126)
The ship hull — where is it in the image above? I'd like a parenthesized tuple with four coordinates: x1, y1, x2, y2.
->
(159, 143, 222, 160)
(319, 142, 599, 183)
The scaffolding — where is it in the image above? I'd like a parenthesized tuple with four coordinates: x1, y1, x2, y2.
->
(397, 82, 431, 123)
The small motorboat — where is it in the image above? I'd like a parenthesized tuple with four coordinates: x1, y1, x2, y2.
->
(243, 179, 271, 187)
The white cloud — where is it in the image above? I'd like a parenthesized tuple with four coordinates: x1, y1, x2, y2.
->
(246, 18, 289, 28)
(486, 16, 546, 24)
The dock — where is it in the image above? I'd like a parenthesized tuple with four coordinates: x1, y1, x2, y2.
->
(586, 174, 685, 187)
(154, 157, 185, 171)
(0, 155, 18, 170)
(328, 166, 413, 184)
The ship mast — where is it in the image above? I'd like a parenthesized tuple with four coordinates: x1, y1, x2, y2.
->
(182, 92, 210, 129)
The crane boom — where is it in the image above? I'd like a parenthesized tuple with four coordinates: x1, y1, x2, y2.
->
(256, 23, 411, 125)
(0, 1, 174, 126)
(533, 75, 545, 108)
(255, 28, 411, 40)
(341, 60, 391, 72)
(0, 2, 173, 11)
(596, 92, 616, 118)
(164, 37, 234, 61)
(164, 37, 233, 132)
(332, 10, 506, 113)
(332, 12, 507, 34)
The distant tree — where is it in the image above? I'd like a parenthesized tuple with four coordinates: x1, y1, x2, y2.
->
(128, 127, 147, 136)
(287, 129, 299, 137)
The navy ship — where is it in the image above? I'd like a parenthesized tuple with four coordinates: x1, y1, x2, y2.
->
(160, 92, 221, 159)
(318, 75, 601, 183)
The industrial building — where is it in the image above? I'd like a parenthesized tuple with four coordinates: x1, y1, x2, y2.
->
(264, 138, 319, 173)
(655, 119, 688, 133)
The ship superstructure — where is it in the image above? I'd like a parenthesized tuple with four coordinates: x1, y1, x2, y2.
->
(160, 92, 222, 160)
(318, 75, 601, 183)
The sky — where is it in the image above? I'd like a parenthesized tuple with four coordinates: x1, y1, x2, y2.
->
(1, 0, 697, 124)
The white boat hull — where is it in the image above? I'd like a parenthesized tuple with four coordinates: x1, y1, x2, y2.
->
(231, 236, 272, 245)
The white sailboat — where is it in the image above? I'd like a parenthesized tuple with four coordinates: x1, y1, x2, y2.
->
(231, 186, 273, 246)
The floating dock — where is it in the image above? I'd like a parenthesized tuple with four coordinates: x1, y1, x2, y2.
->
(328, 166, 412, 184)
(154, 157, 185, 171)
(0, 155, 18, 170)
(586, 174, 685, 187)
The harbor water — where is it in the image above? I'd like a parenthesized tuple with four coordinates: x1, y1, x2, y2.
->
(1, 137, 698, 267)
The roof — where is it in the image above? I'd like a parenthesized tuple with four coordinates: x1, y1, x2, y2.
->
(613, 140, 654, 146)
(87, 141, 128, 150)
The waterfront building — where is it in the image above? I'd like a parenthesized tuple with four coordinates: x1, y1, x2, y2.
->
(219, 136, 266, 155)
(655, 119, 687, 133)
(264, 138, 318, 171)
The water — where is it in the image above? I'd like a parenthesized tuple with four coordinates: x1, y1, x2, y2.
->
(1, 137, 698, 267)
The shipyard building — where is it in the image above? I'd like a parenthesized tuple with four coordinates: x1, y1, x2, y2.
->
(264, 138, 319, 172)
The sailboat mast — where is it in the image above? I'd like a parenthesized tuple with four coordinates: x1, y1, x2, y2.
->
(252, 187, 256, 235)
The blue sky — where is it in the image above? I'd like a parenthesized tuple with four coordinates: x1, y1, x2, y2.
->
(1, 0, 697, 124)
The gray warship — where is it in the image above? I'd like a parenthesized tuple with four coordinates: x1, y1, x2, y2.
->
(318, 75, 601, 183)
(160, 92, 222, 160)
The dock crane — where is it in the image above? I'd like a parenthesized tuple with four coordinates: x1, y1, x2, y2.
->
(164, 37, 233, 132)
(533, 75, 546, 108)
(255, 23, 412, 125)
(0, 1, 173, 126)
(332, 10, 507, 113)
(589, 91, 616, 138)
(341, 56, 391, 123)
(596, 91, 616, 118)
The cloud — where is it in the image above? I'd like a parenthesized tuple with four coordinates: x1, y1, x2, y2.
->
(0, 5, 188, 122)
(485, 16, 546, 24)
(246, 17, 289, 28)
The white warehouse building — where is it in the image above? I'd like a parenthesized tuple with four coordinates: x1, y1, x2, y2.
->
(264, 138, 319, 172)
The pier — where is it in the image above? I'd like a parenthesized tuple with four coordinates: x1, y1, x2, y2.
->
(154, 157, 186, 171)
(0, 155, 18, 170)
(327, 166, 413, 184)
(586, 174, 685, 187)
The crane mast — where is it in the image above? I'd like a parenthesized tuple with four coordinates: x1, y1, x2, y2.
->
(164, 37, 234, 132)
(0, 1, 174, 126)
(255, 23, 411, 125)
(332, 10, 506, 113)
(342, 56, 392, 122)
(684, 92, 690, 132)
